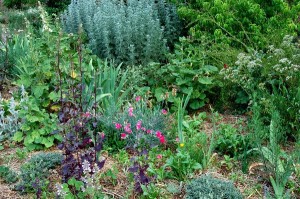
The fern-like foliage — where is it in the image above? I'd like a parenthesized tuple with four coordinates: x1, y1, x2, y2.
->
(61, 0, 181, 65)
(186, 175, 243, 199)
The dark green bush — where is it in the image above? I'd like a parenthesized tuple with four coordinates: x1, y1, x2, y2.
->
(61, 0, 181, 65)
(0, 165, 18, 184)
(15, 152, 63, 193)
(186, 175, 243, 199)
(40, 0, 71, 15)
(3, 0, 37, 9)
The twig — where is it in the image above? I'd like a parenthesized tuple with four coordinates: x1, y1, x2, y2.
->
(102, 187, 123, 198)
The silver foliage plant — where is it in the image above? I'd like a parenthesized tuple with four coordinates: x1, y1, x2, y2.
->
(0, 86, 27, 141)
(61, 0, 181, 65)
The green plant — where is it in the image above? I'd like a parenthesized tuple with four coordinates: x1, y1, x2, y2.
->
(141, 183, 164, 199)
(101, 165, 119, 186)
(164, 149, 202, 181)
(150, 37, 220, 110)
(222, 35, 300, 138)
(40, 0, 71, 15)
(254, 111, 294, 199)
(13, 95, 62, 150)
(215, 123, 245, 157)
(15, 147, 28, 160)
(0, 165, 18, 184)
(186, 174, 243, 199)
(62, 0, 181, 65)
(15, 152, 63, 194)
(0, 90, 24, 142)
(56, 161, 106, 199)
(100, 96, 169, 150)
(177, 90, 191, 144)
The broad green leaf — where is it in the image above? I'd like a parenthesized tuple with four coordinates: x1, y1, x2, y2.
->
(49, 91, 60, 101)
(154, 87, 166, 102)
(13, 131, 24, 142)
(190, 100, 205, 110)
(198, 77, 213, 84)
(32, 85, 49, 98)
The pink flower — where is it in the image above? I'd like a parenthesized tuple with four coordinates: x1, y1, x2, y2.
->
(141, 127, 146, 131)
(161, 109, 168, 115)
(146, 129, 152, 134)
(121, 133, 127, 139)
(159, 136, 166, 144)
(115, 123, 122, 130)
(156, 131, 163, 138)
(135, 96, 141, 102)
(124, 123, 132, 133)
(156, 154, 163, 159)
(136, 120, 142, 130)
(175, 137, 180, 142)
(128, 107, 134, 117)
(100, 132, 105, 139)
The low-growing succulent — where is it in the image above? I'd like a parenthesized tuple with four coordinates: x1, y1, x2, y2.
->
(185, 175, 243, 199)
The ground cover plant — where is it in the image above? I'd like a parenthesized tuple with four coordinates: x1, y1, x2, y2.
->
(0, 0, 299, 199)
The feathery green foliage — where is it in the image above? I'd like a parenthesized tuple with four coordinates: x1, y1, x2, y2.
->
(61, 0, 181, 65)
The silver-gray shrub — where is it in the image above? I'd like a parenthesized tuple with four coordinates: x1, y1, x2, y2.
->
(0, 86, 27, 141)
(61, 0, 181, 65)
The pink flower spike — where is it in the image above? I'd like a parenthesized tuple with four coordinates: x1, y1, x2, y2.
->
(161, 109, 168, 115)
(135, 96, 141, 102)
(121, 133, 127, 139)
(136, 120, 142, 130)
(156, 131, 163, 138)
(156, 154, 163, 159)
(141, 127, 146, 132)
(115, 123, 122, 130)
(175, 137, 180, 142)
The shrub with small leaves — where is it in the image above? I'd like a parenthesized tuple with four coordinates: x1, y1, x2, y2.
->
(0, 165, 18, 184)
(185, 175, 243, 199)
(15, 152, 63, 194)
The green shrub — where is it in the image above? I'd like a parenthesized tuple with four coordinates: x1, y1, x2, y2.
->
(3, 0, 37, 9)
(186, 175, 243, 199)
(15, 152, 63, 193)
(40, 0, 71, 15)
(176, 0, 299, 49)
(221, 35, 300, 138)
(61, 0, 181, 65)
(0, 165, 18, 184)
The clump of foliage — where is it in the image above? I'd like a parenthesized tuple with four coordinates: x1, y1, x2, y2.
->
(15, 152, 63, 194)
(186, 175, 243, 199)
(61, 0, 181, 65)
(3, 0, 37, 9)
(221, 35, 300, 138)
(100, 96, 169, 150)
(176, 0, 299, 49)
(0, 165, 18, 184)
(0, 90, 24, 142)
(40, 0, 71, 15)
(148, 37, 220, 110)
